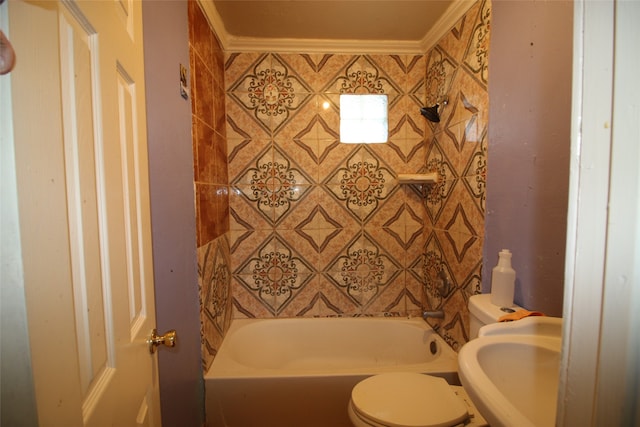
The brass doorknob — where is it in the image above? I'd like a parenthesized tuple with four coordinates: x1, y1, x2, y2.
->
(148, 328, 177, 354)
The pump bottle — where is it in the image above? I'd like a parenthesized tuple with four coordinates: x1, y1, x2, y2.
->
(490, 249, 516, 307)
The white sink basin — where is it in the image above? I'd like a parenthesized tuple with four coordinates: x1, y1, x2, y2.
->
(458, 317, 562, 427)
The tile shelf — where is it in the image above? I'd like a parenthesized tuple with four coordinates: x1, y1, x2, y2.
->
(397, 173, 438, 184)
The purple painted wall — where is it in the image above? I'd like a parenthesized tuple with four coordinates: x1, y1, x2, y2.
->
(142, 1, 204, 425)
(484, 0, 573, 316)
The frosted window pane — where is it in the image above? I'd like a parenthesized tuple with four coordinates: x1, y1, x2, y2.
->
(340, 94, 388, 143)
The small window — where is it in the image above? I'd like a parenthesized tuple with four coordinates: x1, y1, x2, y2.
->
(339, 94, 388, 144)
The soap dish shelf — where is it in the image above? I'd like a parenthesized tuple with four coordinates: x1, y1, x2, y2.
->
(397, 173, 438, 184)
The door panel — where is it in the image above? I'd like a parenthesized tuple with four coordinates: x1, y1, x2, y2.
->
(10, 1, 160, 425)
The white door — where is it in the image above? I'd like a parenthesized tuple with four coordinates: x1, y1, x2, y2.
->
(8, 0, 163, 425)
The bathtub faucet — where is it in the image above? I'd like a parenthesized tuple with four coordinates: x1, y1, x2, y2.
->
(422, 310, 445, 319)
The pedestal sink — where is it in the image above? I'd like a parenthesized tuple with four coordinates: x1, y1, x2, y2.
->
(458, 317, 563, 427)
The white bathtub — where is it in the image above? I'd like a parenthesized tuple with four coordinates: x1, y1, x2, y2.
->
(205, 317, 459, 427)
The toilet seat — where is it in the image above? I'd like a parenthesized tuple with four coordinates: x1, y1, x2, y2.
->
(349, 373, 470, 427)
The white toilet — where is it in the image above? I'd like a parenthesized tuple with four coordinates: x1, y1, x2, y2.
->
(348, 294, 523, 427)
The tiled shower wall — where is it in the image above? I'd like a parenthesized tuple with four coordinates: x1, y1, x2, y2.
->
(191, 0, 490, 369)
(420, 0, 489, 349)
(188, 0, 232, 369)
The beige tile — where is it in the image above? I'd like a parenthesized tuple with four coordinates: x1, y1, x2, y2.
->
(405, 271, 426, 316)
(313, 54, 358, 92)
(434, 180, 484, 237)
(225, 52, 270, 92)
(461, 0, 491, 88)
(316, 142, 357, 184)
(425, 46, 458, 108)
(445, 67, 489, 135)
(229, 228, 273, 269)
(436, 1, 482, 65)
(365, 271, 406, 316)
(434, 228, 482, 294)
(406, 55, 427, 93)
(314, 274, 360, 316)
(439, 289, 472, 350)
(278, 227, 321, 270)
(225, 98, 271, 142)
(231, 277, 277, 318)
(368, 54, 407, 92)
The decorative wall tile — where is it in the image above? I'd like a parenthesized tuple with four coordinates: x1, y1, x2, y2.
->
(448, 65, 490, 133)
(436, 181, 484, 234)
(325, 232, 402, 309)
(425, 47, 458, 107)
(234, 146, 313, 225)
(231, 277, 275, 318)
(197, 235, 232, 370)
(437, 2, 481, 65)
(322, 55, 402, 101)
(461, 127, 487, 213)
(463, 0, 491, 87)
(386, 96, 426, 164)
(277, 275, 349, 317)
(430, 289, 470, 350)
(201, 236, 232, 332)
(415, 231, 455, 310)
(228, 54, 313, 134)
(423, 143, 458, 224)
(235, 234, 315, 315)
(325, 146, 396, 222)
(224, 52, 268, 91)
(225, 98, 271, 144)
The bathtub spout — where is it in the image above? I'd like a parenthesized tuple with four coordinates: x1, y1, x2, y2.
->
(422, 310, 445, 319)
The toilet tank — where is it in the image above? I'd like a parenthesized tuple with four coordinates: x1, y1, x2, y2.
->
(468, 294, 523, 339)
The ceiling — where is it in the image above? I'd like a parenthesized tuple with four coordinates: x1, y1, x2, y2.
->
(203, 0, 474, 53)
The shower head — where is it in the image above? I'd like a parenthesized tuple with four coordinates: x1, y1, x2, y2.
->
(420, 105, 441, 123)
(420, 96, 449, 123)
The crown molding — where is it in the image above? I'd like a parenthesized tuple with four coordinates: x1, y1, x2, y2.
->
(222, 37, 425, 55)
(199, 0, 476, 55)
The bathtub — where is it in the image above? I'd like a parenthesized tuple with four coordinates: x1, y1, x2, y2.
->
(205, 316, 459, 427)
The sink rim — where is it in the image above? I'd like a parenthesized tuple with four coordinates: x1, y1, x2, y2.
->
(458, 334, 562, 427)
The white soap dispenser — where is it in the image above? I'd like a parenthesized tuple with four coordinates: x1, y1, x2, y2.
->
(490, 249, 516, 308)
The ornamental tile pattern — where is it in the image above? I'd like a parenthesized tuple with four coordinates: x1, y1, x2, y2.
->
(325, 233, 402, 309)
(191, 0, 490, 359)
(234, 146, 313, 224)
(228, 54, 313, 134)
(325, 146, 395, 222)
(235, 234, 314, 315)
(463, 0, 491, 86)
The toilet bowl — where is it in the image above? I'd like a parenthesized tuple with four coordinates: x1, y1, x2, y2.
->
(348, 294, 522, 426)
(348, 372, 488, 427)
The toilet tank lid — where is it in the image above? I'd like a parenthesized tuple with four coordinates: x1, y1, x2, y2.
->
(469, 294, 523, 324)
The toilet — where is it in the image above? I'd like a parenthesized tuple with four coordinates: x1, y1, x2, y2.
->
(348, 294, 523, 427)
(468, 293, 522, 339)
